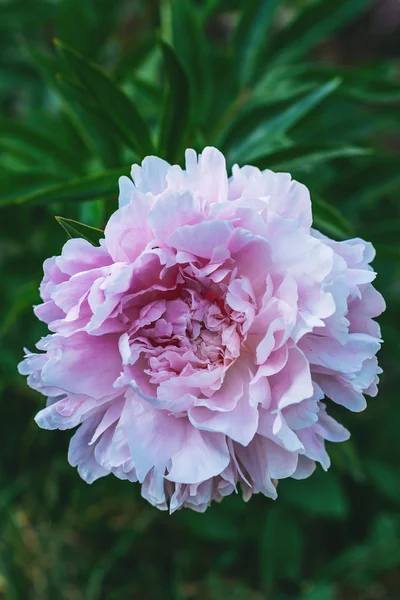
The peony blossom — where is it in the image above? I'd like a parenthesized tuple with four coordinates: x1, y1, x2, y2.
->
(19, 147, 385, 512)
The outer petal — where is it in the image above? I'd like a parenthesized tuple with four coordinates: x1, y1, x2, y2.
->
(121, 393, 185, 481)
(40, 333, 121, 400)
(270, 347, 314, 409)
(130, 156, 171, 195)
(104, 191, 152, 262)
(68, 415, 109, 483)
(166, 427, 230, 485)
(185, 147, 228, 204)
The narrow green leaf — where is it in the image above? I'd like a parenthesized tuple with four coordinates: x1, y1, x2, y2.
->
(262, 77, 341, 134)
(300, 583, 335, 600)
(55, 216, 104, 245)
(313, 196, 354, 240)
(215, 83, 315, 151)
(252, 66, 316, 104)
(0, 168, 126, 207)
(233, 0, 280, 88)
(0, 0, 56, 29)
(363, 220, 400, 244)
(158, 42, 190, 163)
(366, 460, 400, 503)
(373, 244, 400, 263)
(225, 78, 341, 164)
(55, 39, 154, 156)
(345, 80, 400, 103)
(160, 0, 173, 45)
(170, 0, 211, 124)
(346, 162, 400, 210)
(281, 469, 349, 518)
(254, 144, 370, 171)
(0, 282, 39, 340)
(78, 198, 106, 230)
(267, 0, 371, 65)
(182, 510, 245, 543)
(259, 506, 304, 586)
(0, 171, 63, 204)
(268, 62, 400, 104)
(197, 0, 220, 22)
(0, 120, 82, 175)
(319, 515, 400, 585)
(24, 42, 123, 168)
(291, 63, 400, 103)
(329, 440, 366, 482)
(85, 511, 156, 600)
(55, 0, 104, 59)
(113, 37, 156, 82)
(55, 74, 125, 168)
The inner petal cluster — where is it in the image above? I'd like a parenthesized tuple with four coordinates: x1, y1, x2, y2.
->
(117, 272, 254, 414)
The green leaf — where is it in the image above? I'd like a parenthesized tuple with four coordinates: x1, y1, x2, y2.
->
(55, 74, 125, 168)
(0, 120, 82, 175)
(254, 144, 370, 171)
(0, 282, 39, 340)
(259, 506, 304, 586)
(0, 0, 56, 29)
(55, 39, 154, 157)
(0, 168, 126, 207)
(55, 216, 104, 245)
(345, 159, 400, 210)
(374, 244, 400, 263)
(78, 198, 106, 230)
(158, 42, 190, 163)
(170, 0, 211, 124)
(55, 0, 111, 59)
(328, 440, 366, 483)
(319, 515, 400, 586)
(182, 510, 245, 543)
(23, 42, 123, 168)
(0, 171, 63, 204)
(113, 37, 156, 82)
(312, 195, 354, 239)
(85, 511, 156, 600)
(345, 79, 400, 103)
(294, 63, 400, 104)
(363, 220, 400, 244)
(300, 583, 335, 600)
(224, 79, 341, 164)
(267, 0, 371, 65)
(233, 0, 280, 88)
(252, 69, 316, 105)
(366, 460, 400, 504)
(280, 469, 349, 519)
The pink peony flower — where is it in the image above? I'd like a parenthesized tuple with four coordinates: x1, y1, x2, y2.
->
(19, 147, 385, 512)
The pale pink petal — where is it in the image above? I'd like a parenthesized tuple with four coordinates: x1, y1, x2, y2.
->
(131, 156, 170, 195)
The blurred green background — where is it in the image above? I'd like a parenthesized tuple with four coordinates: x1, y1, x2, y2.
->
(1, 0, 400, 598)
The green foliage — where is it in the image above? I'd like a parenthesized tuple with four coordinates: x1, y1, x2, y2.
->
(266, 0, 372, 65)
(233, 0, 281, 87)
(0, 168, 125, 207)
(55, 217, 104, 245)
(55, 39, 155, 157)
(1, 0, 400, 598)
(158, 41, 191, 163)
(222, 78, 342, 163)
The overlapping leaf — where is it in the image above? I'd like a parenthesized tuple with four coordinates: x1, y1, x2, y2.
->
(55, 39, 154, 157)
(55, 216, 103, 245)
